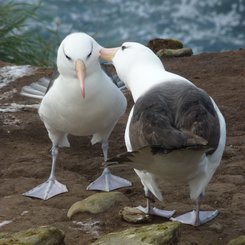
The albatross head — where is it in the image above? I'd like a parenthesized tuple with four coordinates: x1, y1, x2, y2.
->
(100, 42, 164, 92)
(57, 32, 102, 98)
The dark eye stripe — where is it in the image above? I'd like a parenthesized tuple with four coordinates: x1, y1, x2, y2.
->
(87, 51, 92, 58)
(63, 45, 72, 61)
(65, 54, 72, 60)
(86, 41, 93, 59)
(121, 45, 127, 50)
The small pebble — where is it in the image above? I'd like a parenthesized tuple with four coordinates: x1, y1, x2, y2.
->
(119, 206, 152, 224)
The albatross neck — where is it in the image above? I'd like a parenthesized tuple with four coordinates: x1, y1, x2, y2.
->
(127, 65, 166, 102)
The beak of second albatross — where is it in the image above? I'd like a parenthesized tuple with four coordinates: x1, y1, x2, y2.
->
(100, 47, 119, 62)
(75, 47, 119, 98)
(75, 59, 86, 98)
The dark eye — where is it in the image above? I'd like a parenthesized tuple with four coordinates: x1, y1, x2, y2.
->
(65, 54, 72, 61)
(121, 45, 127, 51)
(87, 51, 92, 59)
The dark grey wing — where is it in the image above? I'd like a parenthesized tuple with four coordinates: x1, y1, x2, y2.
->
(174, 85, 220, 154)
(129, 82, 220, 154)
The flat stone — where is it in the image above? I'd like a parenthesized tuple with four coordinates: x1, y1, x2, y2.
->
(157, 48, 193, 57)
(91, 221, 181, 245)
(119, 206, 152, 224)
(228, 235, 245, 245)
(0, 225, 65, 245)
(67, 191, 129, 218)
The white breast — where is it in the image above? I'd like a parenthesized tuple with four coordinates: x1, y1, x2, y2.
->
(39, 71, 126, 137)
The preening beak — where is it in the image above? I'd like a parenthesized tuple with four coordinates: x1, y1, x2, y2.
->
(100, 47, 119, 62)
(75, 59, 86, 98)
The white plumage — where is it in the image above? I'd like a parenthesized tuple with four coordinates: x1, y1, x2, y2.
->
(22, 33, 131, 200)
(101, 42, 226, 226)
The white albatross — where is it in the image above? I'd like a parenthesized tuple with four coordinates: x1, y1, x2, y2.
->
(100, 42, 226, 226)
(21, 33, 132, 200)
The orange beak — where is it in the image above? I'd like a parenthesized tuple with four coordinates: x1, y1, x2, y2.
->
(75, 59, 86, 98)
(100, 47, 119, 62)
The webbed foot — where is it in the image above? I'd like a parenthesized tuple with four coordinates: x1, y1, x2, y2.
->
(23, 178, 68, 200)
(170, 210, 219, 226)
(87, 167, 132, 191)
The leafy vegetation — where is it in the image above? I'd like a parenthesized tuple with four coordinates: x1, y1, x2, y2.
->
(0, 1, 60, 67)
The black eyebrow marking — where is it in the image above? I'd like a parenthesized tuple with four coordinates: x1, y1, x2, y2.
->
(87, 41, 93, 59)
(63, 45, 72, 61)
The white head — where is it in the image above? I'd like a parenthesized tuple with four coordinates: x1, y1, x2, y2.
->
(100, 42, 164, 88)
(57, 32, 102, 98)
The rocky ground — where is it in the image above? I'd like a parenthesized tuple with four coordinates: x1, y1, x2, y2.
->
(0, 49, 244, 245)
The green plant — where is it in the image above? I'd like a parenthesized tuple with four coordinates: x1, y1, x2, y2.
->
(0, 1, 59, 67)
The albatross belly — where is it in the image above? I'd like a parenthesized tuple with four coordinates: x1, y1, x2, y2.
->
(39, 74, 126, 137)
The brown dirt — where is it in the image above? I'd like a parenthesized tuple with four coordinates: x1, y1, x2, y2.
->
(0, 50, 244, 245)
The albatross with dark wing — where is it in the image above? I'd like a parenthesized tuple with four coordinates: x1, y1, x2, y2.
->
(100, 42, 226, 226)
(21, 33, 132, 200)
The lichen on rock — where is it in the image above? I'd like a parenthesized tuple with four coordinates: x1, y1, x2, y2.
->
(0, 225, 65, 245)
(228, 235, 245, 245)
(91, 221, 181, 245)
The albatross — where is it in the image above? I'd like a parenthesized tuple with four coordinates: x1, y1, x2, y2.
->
(21, 33, 131, 200)
(100, 42, 226, 226)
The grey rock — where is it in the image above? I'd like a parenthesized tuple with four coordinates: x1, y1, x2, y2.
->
(92, 221, 181, 245)
(0, 225, 65, 245)
(119, 206, 152, 224)
(67, 191, 129, 218)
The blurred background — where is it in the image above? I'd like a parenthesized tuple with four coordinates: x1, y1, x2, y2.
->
(1, 0, 244, 66)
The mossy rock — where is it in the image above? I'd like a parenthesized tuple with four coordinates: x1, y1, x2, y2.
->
(67, 191, 129, 218)
(0, 225, 65, 245)
(92, 221, 181, 245)
(228, 235, 245, 245)
(157, 48, 193, 57)
(147, 38, 184, 53)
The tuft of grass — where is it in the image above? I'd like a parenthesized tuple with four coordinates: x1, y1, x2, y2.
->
(0, 1, 60, 67)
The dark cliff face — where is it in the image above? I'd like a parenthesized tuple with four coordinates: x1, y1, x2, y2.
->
(0, 49, 245, 244)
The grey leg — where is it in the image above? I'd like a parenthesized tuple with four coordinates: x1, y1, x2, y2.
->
(23, 145, 68, 200)
(87, 141, 132, 191)
(137, 189, 175, 218)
